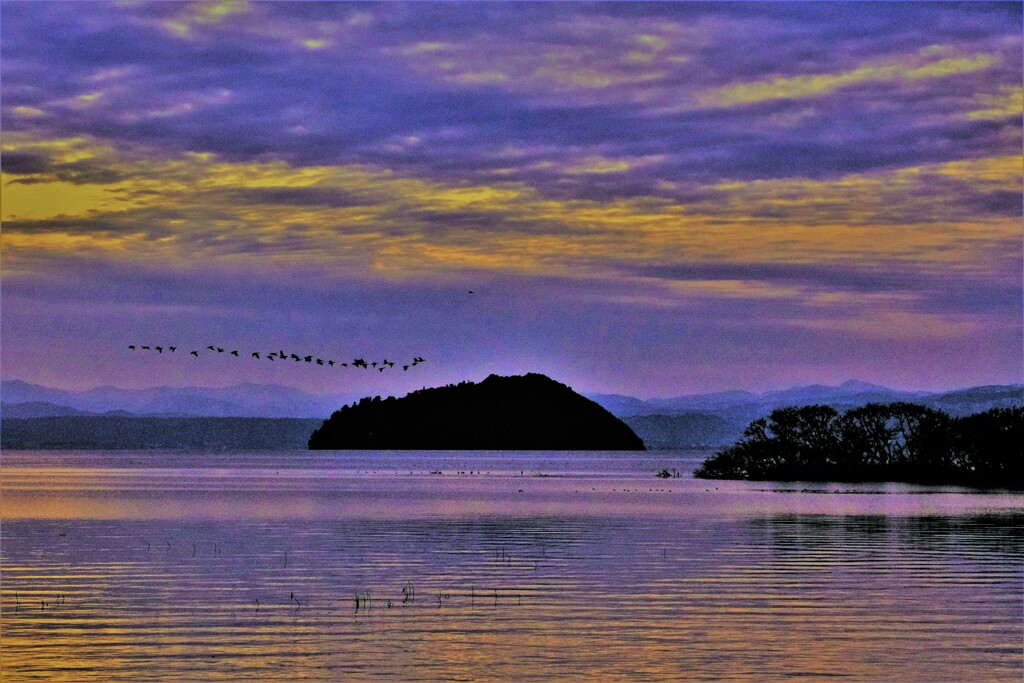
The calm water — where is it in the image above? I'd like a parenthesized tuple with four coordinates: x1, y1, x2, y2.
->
(1, 450, 1022, 681)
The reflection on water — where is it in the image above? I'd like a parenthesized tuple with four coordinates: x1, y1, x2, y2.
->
(2, 450, 1022, 682)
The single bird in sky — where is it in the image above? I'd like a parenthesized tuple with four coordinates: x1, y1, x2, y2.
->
(169, 346, 176, 352)
(230, 350, 238, 356)
(190, 350, 198, 356)
(252, 352, 260, 359)
(129, 345, 136, 350)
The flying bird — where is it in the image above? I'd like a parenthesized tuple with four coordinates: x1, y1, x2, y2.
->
(207, 345, 215, 351)
(156, 346, 163, 353)
(128, 345, 136, 350)
(190, 350, 198, 356)
(252, 352, 260, 359)
(141, 345, 150, 350)
(230, 350, 238, 356)
(217, 348, 224, 353)
(327, 360, 334, 366)
(169, 346, 176, 352)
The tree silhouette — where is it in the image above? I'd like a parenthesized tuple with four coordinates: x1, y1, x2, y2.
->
(696, 404, 1022, 488)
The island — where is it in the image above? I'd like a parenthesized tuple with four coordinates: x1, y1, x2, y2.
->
(308, 373, 646, 450)
(694, 403, 1023, 488)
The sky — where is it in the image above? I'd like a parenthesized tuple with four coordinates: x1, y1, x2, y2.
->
(1, 1, 1021, 398)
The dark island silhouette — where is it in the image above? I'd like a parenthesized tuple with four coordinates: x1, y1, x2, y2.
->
(308, 373, 645, 450)
(695, 403, 1022, 488)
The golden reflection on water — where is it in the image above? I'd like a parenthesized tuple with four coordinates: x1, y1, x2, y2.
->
(1, 451, 1022, 681)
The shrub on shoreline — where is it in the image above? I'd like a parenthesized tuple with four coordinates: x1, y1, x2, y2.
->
(694, 404, 1022, 488)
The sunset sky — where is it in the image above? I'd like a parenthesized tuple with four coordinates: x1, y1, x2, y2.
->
(2, 1, 1021, 398)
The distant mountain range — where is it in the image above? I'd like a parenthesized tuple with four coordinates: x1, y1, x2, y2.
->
(2, 378, 1021, 450)
(591, 381, 1024, 448)
(1, 379, 356, 419)
(589, 380, 1023, 418)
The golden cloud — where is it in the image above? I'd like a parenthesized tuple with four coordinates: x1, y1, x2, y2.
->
(700, 48, 998, 107)
(966, 86, 1024, 121)
(3, 134, 1017, 324)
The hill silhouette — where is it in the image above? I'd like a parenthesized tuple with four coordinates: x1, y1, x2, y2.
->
(308, 373, 645, 450)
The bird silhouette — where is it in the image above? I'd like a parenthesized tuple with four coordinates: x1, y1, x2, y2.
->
(327, 360, 334, 366)
(169, 346, 176, 352)
(156, 346, 163, 353)
(378, 367, 384, 373)
(128, 345, 136, 350)
(217, 348, 224, 353)
(230, 350, 238, 356)
(141, 345, 151, 350)
(252, 352, 260, 359)
(304, 355, 312, 363)
(403, 365, 409, 371)
(207, 345, 215, 351)
(291, 354, 300, 361)
(190, 350, 198, 356)
(316, 359, 323, 365)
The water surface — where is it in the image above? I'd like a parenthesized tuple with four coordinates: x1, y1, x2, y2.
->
(2, 450, 1021, 681)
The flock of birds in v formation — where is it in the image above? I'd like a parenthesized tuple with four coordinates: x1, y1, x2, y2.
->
(128, 344, 425, 372)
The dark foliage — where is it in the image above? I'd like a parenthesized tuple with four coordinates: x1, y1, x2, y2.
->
(308, 373, 645, 450)
(694, 403, 1022, 488)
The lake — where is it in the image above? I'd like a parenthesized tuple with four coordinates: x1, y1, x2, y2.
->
(1, 449, 1022, 681)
